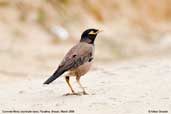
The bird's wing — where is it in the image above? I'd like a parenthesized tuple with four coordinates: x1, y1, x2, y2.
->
(43, 42, 94, 84)
(59, 42, 94, 71)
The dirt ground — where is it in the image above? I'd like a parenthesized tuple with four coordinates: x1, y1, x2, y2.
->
(0, 0, 171, 114)
(0, 57, 170, 114)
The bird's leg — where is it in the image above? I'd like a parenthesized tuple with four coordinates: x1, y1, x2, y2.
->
(65, 76, 75, 93)
(65, 76, 80, 96)
(76, 76, 88, 95)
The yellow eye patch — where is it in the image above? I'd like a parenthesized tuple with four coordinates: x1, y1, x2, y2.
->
(88, 31, 97, 35)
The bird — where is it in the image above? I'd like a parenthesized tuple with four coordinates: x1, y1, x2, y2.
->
(43, 28, 102, 95)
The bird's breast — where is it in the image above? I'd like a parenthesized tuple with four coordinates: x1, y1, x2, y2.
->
(69, 61, 92, 76)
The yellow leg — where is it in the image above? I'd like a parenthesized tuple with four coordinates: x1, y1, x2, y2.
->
(65, 76, 75, 93)
(76, 76, 88, 95)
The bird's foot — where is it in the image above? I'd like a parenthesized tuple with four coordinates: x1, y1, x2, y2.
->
(63, 92, 81, 96)
(82, 91, 89, 95)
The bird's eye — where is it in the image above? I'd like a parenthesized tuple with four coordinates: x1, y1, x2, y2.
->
(88, 31, 96, 35)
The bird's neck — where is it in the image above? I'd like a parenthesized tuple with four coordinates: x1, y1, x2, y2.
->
(80, 37, 95, 44)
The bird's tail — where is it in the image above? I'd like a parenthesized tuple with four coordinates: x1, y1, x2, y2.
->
(43, 69, 65, 84)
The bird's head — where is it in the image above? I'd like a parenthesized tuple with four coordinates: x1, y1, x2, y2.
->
(80, 29, 102, 44)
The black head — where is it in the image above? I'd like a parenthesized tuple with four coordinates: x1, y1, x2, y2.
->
(80, 29, 102, 44)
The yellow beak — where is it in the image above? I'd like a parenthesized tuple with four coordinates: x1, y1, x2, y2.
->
(88, 29, 103, 35)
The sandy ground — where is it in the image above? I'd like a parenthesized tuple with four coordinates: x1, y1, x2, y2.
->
(0, 57, 171, 114)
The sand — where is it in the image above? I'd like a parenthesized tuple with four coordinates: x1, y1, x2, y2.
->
(0, 57, 170, 114)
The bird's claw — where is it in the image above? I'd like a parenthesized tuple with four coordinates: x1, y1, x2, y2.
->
(63, 91, 88, 96)
(63, 92, 81, 96)
(82, 91, 89, 95)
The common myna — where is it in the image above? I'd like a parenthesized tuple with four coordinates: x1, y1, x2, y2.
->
(44, 28, 102, 95)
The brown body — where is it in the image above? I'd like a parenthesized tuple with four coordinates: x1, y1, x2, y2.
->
(69, 61, 92, 77)
(64, 42, 94, 77)
(63, 42, 94, 95)
(43, 28, 101, 95)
